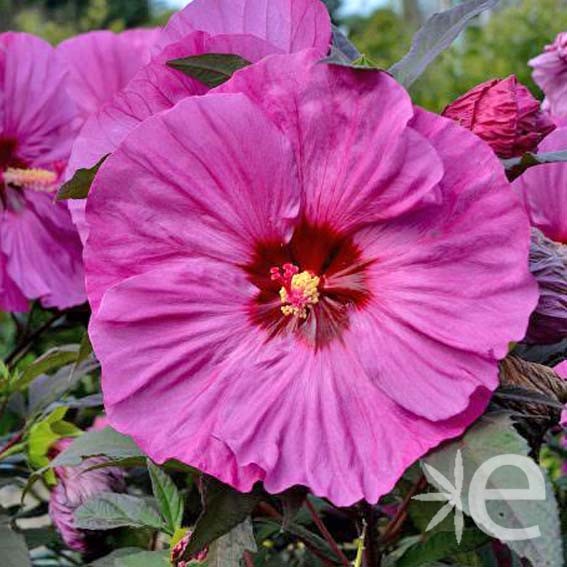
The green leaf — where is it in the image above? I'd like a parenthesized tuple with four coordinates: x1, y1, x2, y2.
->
(167, 53, 251, 88)
(147, 460, 184, 535)
(49, 426, 144, 468)
(17, 346, 79, 392)
(396, 528, 489, 567)
(0, 526, 31, 567)
(389, 0, 499, 87)
(57, 155, 108, 200)
(185, 478, 263, 557)
(89, 548, 168, 567)
(116, 550, 169, 567)
(502, 150, 567, 181)
(203, 518, 257, 567)
(74, 493, 166, 531)
(423, 413, 563, 567)
(27, 407, 81, 479)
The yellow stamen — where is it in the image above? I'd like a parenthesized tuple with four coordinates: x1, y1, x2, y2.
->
(3, 167, 57, 192)
(279, 270, 320, 319)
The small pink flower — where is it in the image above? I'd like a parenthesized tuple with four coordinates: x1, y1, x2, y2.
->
(442, 76, 555, 158)
(66, 0, 331, 242)
(85, 51, 536, 506)
(0, 32, 84, 311)
(530, 32, 567, 120)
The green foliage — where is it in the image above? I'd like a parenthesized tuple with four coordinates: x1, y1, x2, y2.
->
(74, 493, 166, 531)
(350, 0, 567, 111)
(147, 460, 184, 535)
(1, 0, 166, 44)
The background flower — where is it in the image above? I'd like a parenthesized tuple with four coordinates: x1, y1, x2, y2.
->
(530, 31, 567, 121)
(0, 32, 84, 310)
(84, 52, 536, 506)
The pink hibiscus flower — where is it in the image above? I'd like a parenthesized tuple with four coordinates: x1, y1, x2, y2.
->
(530, 32, 567, 121)
(57, 28, 160, 127)
(84, 51, 536, 506)
(0, 32, 85, 311)
(67, 0, 331, 242)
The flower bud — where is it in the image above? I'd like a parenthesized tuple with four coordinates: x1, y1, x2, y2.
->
(442, 75, 555, 158)
(48, 420, 126, 553)
(171, 531, 208, 566)
(524, 228, 567, 344)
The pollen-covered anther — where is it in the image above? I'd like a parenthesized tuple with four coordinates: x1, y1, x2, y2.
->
(3, 167, 57, 192)
(271, 263, 320, 319)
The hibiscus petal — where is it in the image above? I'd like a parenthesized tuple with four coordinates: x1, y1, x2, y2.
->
(85, 92, 300, 311)
(512, 127, 567, 243)
(1, 191, 85, 309)
(90, 260, 266, 490)
(57, 29, 159, 124)
(346, 110, 536, 420)
(218, 50, 444, 231)
(157, 0, 331, 56)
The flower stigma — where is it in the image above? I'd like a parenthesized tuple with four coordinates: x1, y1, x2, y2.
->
(271, 263, 320, 319)
(2, 167, 57, 192)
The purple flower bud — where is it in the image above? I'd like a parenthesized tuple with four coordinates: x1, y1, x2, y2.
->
(524, 228, 567, 344)
(48, 424, 126, 552)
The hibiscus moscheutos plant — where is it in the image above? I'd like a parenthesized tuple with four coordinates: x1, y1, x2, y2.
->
(65, 0, 331, 242)
(513, 128, 567, 344)
(84, 50, 537, 506)
(57, 28, 160, 128)
(530, 32, 567, 124)
(0, 32, 85, 311)
(442, 75, 556, 159)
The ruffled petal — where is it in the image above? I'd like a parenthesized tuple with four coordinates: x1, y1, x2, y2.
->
(85, 92, 300, 311)
(513, 127, 567, 243)
(158, 0, 331, 56)
(345, 109, 536, 420)
(0, 32, 76, 165)
(57, 29, 159, 124)
(219, 50, 444, 231)
(1, 191, 85, 309)
(90, 260, 266, 490)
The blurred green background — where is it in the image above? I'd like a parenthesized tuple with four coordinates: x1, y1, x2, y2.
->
(1, 0, 567, 111)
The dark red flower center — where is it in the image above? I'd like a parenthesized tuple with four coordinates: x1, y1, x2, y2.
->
(245, 219, 373, 349)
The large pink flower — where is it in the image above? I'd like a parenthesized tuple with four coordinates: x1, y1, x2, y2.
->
(0, 32, 84, 311)
(530, 32, 567, 120)
(84, 52, 536, 505)
(67, 0, 331, 242)
(57, 28, 160, 127)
